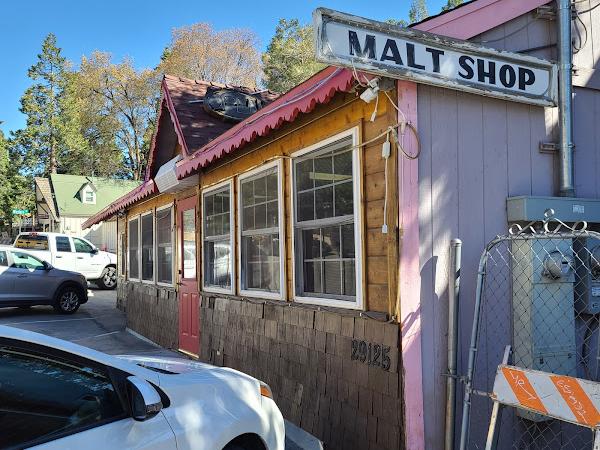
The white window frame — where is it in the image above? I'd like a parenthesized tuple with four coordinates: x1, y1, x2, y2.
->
(83, 189, 96, 204)
(202, 179, 235, 295)
(127, 215, 140, 282)
(140, 210, 155, 284)
(237, 159, 286, 301)
(155, 203, 175, 287)
(290, 127, 364, 310)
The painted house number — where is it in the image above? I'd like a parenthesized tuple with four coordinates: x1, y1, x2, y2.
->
(351, 339, 391, 371)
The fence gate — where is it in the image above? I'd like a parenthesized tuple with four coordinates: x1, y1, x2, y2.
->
(460, 213, 600, 450)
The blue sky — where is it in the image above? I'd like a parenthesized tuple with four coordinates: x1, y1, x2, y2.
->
(0, 0, 447, 134)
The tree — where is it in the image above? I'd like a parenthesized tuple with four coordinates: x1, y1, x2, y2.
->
(16, 33, 78, 176)
(159, 23, 262, 87)
(442, 0, 463, 12)
(262, 19, 325, 93)
(386, 18, 409, 27)
(409, 0, 429, 23)
(76, 51, 159, 180)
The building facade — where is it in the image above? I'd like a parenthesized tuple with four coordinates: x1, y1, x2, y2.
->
(85, 1, 600, 448)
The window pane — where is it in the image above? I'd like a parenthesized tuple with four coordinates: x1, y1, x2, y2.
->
(55, 237, 71, 252)
(303, 229, 320, 260)
(303, 261, 322, 294)
(314, 154, 333, 187)
(120, 233, 126, 276)
(296, 159, 313, 191)
(343, 261, 356, 296)
(341, 224, 355, 258)
(315, 186, 333, 219)
(0, 251, 7, 267)
(254, 177, 266, 203)
(335, 181, 353, 217)
(204, 240, 231, 289)
(243, 206, 254, 231)
(128, 219, 139, 279)
(334, 150, 353, 178)
(73, 238, 93, 253)
(0, 346, 124, 449)
(324, 261, 342, 295)
(242, 234, 279, 292)
(141, 214, 154, 281)
(322, 226, 340, 259)
(298, 191, 314, 222)
(182, 209, 196, 279)
(14, 235, 49, 250)
(156, 207, 172, 284)
(266, 172, 278, 201)
(266, 201, 278, 228)
(254, 203, 266, 230)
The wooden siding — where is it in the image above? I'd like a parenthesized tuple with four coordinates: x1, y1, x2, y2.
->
(200, 91, 398, 314)
(418, 9, 600, 449)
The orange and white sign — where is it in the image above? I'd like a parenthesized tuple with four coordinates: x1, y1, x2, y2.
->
(492, 365, 600, 428)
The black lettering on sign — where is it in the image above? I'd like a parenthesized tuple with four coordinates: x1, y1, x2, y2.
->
(351, 339, 391, 371)
(406, 43, 425, 70)
(426, 48, 444, 73)
(499, 65, 516, 88)
(518, 67, 535, 91)
(348, 31, 376, 59)
(458, 55, 475, 80)
(477, 59, 496, 85)
(380, 39, 403, 65)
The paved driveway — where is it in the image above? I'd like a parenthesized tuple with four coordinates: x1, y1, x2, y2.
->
(0, 288, 174, 356)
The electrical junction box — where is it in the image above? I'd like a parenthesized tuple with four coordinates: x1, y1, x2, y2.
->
(511, 238, 576, 421)
(574, 237, 600, 315)
(507, 196, 600, 223)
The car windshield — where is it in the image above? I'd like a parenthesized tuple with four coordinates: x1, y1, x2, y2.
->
(10, 251, 46, 270)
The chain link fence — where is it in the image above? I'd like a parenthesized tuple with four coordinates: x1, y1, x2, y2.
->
(460, 217, 600, 449)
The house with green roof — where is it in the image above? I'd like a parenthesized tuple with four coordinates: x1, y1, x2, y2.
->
(34, 174, 140, 252)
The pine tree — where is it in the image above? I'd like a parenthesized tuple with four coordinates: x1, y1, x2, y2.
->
(262, 19, 325, 93)
(409, 0, 429, 24)
(442, 0, 463, 12)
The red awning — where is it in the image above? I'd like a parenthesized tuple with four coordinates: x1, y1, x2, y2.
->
(82, 180, 156, 229)
(176, 67, 355, 178)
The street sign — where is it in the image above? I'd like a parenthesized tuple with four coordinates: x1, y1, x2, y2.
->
(12, 209, 29, 215)
(313, 8, 558, 107)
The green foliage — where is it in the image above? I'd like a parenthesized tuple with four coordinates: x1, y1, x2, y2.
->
(386, 18, 409, 27)
(409, 0, 429, 23)
(262, 19, 325, 93)
(442, 0, 464, 12)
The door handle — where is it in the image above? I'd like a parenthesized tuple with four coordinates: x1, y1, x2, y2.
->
(77, 257, 84, 259)
(55, 255, 63, 259)
(17, 274, 27, 278)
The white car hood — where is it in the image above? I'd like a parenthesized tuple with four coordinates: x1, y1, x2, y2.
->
(117, 355, 215, 374)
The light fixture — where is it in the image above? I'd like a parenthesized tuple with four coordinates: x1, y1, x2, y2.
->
(359, 77, 380, 103)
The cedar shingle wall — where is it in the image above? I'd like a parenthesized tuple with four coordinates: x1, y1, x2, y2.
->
(200, 294, 403, 450)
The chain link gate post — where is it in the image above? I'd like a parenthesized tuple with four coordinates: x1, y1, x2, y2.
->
(458, 211, 600, 449)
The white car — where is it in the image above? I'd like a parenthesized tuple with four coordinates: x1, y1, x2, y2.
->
(0, 326, 285, 450)
(13, 232, 118, 289)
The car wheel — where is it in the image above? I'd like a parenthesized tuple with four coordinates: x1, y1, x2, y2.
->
(54, 286, 82, 314)
(96, 266, 117, 290)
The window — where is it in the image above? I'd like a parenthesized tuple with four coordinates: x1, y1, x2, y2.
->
(14, 234, 49, 250)
(10, 252, 46, 270)
(0, 344, 125, 449)
(128, 217, 139, 280)
(0, 251, 7, 267)
(55, 236, 72, 253)
(156, 206, 173, 285)
(119, 232, 126, 276)
(84, 190, 96, 204)
(238, 161, 284, 297)
(141, 212, 154, 281)
(292, 131, 362, 308)
(182, 209, 196, 279)
(73, 238, 93, 253)
(203, 182, 233, 292)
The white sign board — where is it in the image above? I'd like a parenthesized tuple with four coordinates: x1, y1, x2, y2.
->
(313, 8, 558, 107)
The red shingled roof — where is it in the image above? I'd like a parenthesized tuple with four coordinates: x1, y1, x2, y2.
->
(176, 67, 355, 178)
(84, 67, 357, 228)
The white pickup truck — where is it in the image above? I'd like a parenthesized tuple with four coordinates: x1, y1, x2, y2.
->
(13, 232, 117, 289)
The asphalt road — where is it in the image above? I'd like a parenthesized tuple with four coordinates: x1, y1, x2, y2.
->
(0, 287, 320, 450)
(0, 287, 174, 356)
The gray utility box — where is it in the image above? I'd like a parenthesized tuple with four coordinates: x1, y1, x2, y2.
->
(507, 196, 600, 223)
(574, 237, 600, 315)
(512, 239, 576, 421)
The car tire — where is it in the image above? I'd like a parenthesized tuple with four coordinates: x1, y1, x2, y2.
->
(96, 266, 117, 290)
(54, 285, 82, 314)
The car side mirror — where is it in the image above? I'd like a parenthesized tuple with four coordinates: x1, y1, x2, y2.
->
(43, 261, 53, 271)
(126, 376, 162, 421)
(91, 248, 99, 255)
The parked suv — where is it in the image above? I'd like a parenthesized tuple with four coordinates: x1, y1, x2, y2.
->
(0, 247, 88, 313)
(13, 232, 117, 289)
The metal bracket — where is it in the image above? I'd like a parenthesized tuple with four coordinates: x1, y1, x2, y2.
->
(539, 142, 559, 153)
(535, 5, 556, 20)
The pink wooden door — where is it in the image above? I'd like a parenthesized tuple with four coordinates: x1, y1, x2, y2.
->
(177, 196, 200, 356)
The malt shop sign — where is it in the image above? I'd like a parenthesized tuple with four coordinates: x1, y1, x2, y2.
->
(313, 8, 558, 107)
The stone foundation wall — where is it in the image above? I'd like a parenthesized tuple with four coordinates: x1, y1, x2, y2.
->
(200, 295, 403, 450)
(122, 281, 178, 350)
